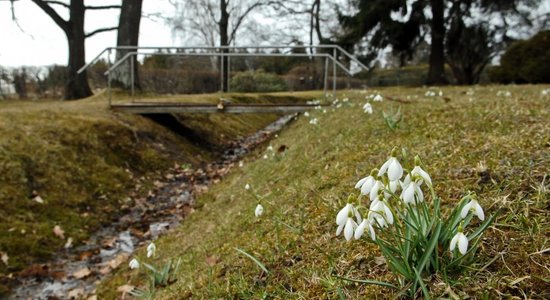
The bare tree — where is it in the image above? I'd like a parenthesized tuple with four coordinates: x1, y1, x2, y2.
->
(167, 0, 277, 91)
(28, 0, 119, 100)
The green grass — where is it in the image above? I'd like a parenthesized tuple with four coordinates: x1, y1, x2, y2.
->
(97, 85, 549, 299)
(0, 89, 318, 296)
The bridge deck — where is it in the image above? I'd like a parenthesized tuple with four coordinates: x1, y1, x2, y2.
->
(111, 102, 323, 114)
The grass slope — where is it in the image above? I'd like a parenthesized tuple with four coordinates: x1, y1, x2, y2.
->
(0, 90, 317, 295)
(98, 85, 549, 299)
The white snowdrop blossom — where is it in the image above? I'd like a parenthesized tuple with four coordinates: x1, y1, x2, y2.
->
(363, 102, 373, 114)
(460, 198, 484, 221)
(245, 183, 250, 190)
(411, 165, 432, 187)
(343, 217, 358, 241)
(304, 112, 310, 117)
(400, 179, 424, 204)
(378, 153, 404, 181)
(450, 231, 469, 255)
(542, 89, 550, 96)
(336, 203, 362, 241)
(263, 154, 269, 159)
(384, 180, 399, 199)
(309, 118, 319, 125)
(355, 219, 376, 241)
(373, 94, 383, 102)
(147, 242, 156, 258)
(129, 258, 140, 269)
(343, 97, 349, 102)
(369, 180, 384, 202)
(267, 145, 274, 152)
(355, 172, 376, 196)
(438, 90, 443, 97)
(425, 90, 436, 97)
(368, 199, 394, 227)
(255, 203, 264, 217)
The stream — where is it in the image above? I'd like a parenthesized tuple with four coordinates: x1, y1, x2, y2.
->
(9, 114, 297, 300)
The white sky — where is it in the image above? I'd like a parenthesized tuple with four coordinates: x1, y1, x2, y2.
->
(0, 0, 175, 67)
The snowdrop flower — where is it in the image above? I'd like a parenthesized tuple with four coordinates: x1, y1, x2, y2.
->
(336, 203, 362, 226)
(354, 219, 376, 241)
(363, 102, 373, 114)
(384, 180, 399, 199)
(425, 90, 436, 97)
(304, 112, 310, 117)
(336, 202, 362, 241)
(542, 89, 549, 96)
(438, 90, 443, 97)
(263, 154, 269, 159)
(450, 230, 468, 255)
(245, 183, 250, 190)
(147, 242, 156, 258)
(342, 217, 358, 241)
(411, 156, 432, 186)
(267, 145, 273, 152)
(255, 203, 264, 217)
(373, 94, 383, 102)
(460, 198, 484, 221)
(400, 178, 424, 204)
(129, 258, 140, 269)
(309, 118, 318, 125)
(368, 198, 394, 227)
(343, 97, 349, 102)
(355, 169, 377, 196)
(378, 148, 403, 181)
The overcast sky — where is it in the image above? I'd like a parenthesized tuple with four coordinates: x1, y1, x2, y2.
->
(0, 0, 176, 67)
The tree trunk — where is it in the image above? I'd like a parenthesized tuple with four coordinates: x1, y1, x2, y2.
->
(427, 0, 447, 85)
(219, 0, 229, 92)
(65, 0, 92, 100)
(113, 0, 143, 90)
(31, 0, 93, 100)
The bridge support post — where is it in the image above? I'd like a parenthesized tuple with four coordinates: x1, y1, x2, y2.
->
(324, 57, 329, 100)
(333, 48, 337, 99)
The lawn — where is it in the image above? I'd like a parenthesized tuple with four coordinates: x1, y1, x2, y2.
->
(97, 85, 549, 299)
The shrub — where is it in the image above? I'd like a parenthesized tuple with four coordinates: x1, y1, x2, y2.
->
(230, 71, 286, 93)
(490, 30, 550, 83)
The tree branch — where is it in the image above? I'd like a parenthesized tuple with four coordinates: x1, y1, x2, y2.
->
(85, 26, 118, 38)
(44, 0, 69, 9)
(85, 5, 121, 10)
(31, 0, 68, 33)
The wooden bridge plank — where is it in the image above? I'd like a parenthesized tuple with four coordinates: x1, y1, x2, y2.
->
(111, 103, 322, 114)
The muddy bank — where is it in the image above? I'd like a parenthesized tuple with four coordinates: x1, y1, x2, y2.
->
(9, 114, 297, 300)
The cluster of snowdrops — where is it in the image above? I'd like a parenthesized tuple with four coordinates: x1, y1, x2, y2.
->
(333, 147, 493, 295)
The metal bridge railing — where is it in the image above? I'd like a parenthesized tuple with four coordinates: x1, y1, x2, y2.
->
(79, 45, 370, 105)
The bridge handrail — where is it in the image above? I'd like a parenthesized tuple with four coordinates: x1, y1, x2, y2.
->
(78, 44, 369, 74)
(103, 51, 354, 76)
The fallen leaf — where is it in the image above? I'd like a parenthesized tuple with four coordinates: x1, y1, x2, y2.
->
(1, 252, 8, 266)
(67, 288, 85, 299)
(101, 236, 117, 248)
(33, 195, 44, 204)
(108, 253, 129, 269)
(53, 225, 65, 239)
(64, 237, 73, 249)
(205, 255, 219, 267)
(73, 267, 91, 279)
(98, 265, 112, 275)
(374, 256, 386, 266)
(117, 284, 135, 297)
